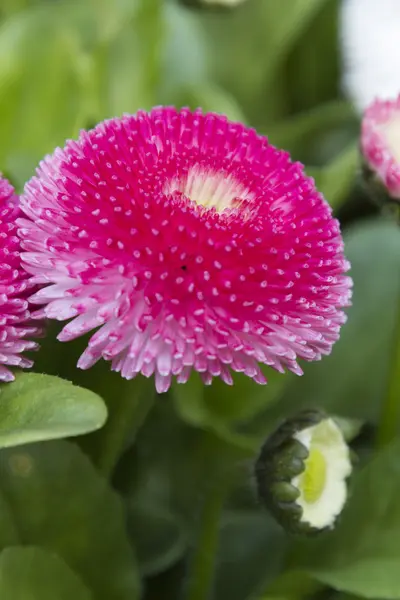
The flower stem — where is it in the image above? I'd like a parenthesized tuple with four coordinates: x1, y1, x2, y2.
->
(97, 376, 155, 477)
(377, 277, 400, 447)
(184, 482, 226, 600)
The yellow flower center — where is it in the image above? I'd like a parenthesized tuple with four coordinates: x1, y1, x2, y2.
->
(164, 167, 253, 213)
(300, 447, 327, 504)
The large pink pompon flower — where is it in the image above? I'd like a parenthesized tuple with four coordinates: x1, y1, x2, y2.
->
(0, 176, 41, 381)
(361, 95, 400, 198)
(18, 108, 352, 393)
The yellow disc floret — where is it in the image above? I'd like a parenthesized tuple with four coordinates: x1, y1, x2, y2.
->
(300, 447, 327, 504)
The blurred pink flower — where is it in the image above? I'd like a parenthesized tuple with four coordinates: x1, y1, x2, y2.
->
(0, 176, 41, 381)
(18, 108, 352, 393)
(361, 95, 400, 199)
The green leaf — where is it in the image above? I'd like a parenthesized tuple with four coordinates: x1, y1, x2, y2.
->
(284, 0, 340, 113)
(198, 0, 330, 124)
(309, 143, 359, 209)
(127, 502, 188, 576)
(333, 416, 364, 443)
(331, 595, 365, 600)
(126, 399, 242, 521)
(262, 219, 400, 425)
(0, 491, 19, 549)
(32, 324, 155, 471)
(97, 0, 163, 118)
(171, 369, 288, 450)
(88, 0, 143, 41)
(266, 101, 357, 160)
(0, 441, 140, 600)
(212, 510, 287, 600)
(259, 570, 323, 600)
(0, 0, 30, 16)
(0, 6, 90, 186)
(165, 82, 247, 123)
(0, 373, 107, 448)
(300, 437, 400, 599)
(249, 0, 330, 88)
(95, 375, 155, 477)
(0, 546, 92, 600)
(173, 371, 286, 425)
(161, 1, 208, 94)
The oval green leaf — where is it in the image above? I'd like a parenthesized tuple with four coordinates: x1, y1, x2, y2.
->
(0, 441, 140, 600)
(0, 546, 92, 600)
(0, 373, 107, 448)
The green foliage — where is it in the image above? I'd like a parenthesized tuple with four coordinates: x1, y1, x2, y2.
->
(309, 143, 359, 209)
(0, 0, 394, 599)
(213, 511, 286, 600)
(0, 4, 88, 185)
(0, 0, 357, 203)
(0, 547, 92, 599)
(171, 369, 287, 451)
(298, 437, 400, 599)
(127, 502, 188, 577)
(0, 441, 140, 599)
(0, 373, 107, 447)
(261, 220, 400, 425)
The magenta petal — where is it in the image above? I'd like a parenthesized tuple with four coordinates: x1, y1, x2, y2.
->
(0, 176, 42, 380)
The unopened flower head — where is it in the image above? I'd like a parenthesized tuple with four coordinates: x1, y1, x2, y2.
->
(0, 176, 41, 382)
(18, 108, 351, 393)
(361, 95, 400, 200)
(255, 410, 352, 533)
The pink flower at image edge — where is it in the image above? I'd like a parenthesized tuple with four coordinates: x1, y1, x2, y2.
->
(18, 107, 352, 393)
(0, 176, 41, 381)
(361, 95, 400, 198)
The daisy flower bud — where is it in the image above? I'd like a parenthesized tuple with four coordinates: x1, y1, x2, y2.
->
(361, 96, 400, 202)
(0, 176, 41, 382)
(18, 108, 351, 393)
(255, 410, 352, 534)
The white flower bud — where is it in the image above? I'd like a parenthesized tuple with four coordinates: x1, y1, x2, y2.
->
(255, 410, 352, 534)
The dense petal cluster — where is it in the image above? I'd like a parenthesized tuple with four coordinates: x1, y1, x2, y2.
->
(0, 176, 41, 381)
(361, 95, 400, 199)
(18, 107, 351, 393)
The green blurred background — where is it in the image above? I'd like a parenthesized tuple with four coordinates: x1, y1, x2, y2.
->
(0, 1, 399, 600)
(0, 0, 360, 198)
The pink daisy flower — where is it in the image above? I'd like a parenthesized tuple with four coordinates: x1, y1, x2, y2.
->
(0, 175, 41, 382)
(18, 108, 352, 393)
(361, 95, 400, 199)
